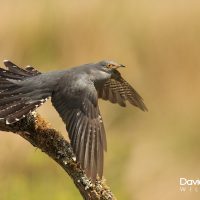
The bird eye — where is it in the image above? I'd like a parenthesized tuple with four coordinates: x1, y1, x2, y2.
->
(107, 64, 114, 68)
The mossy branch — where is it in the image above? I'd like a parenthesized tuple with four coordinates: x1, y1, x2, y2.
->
(0, 113, 116, 200)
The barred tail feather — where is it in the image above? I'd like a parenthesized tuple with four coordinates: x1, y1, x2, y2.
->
(0, 60, 48, 124)
(3, 60, 40, 77)
(3, 101, 43, 124)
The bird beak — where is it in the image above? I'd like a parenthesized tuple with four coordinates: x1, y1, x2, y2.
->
(119, 64, 126, 68)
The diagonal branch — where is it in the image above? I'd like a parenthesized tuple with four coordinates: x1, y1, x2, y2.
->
(0, 113, 116, 200)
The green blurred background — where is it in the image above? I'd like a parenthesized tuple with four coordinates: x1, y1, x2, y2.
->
(0, 0, 200, 199)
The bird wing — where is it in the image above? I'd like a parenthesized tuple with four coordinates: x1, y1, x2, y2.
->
(51, 76, 106, 182)
(98, 69, 148, 111)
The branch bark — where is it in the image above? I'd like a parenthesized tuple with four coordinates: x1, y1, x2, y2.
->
(0, 113, 116, 200)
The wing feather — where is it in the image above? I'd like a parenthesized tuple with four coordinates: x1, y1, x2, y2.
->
(98, 69, 147, 111)
(51, 77, 106, 182)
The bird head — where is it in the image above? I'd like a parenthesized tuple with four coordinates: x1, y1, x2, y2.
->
(87, 60, 125, 85)
(86, 60, 124, 84)
(99, 60, 125, 70)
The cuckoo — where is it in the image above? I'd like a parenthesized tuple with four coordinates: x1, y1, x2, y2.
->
(0, 60, 147, 182)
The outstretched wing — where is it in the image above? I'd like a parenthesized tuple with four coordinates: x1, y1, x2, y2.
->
(98, 69, 148, 111)
(51, 76, 106, 182)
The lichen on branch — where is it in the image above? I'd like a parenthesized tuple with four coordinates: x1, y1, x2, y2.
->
(0, 113, 116, 200)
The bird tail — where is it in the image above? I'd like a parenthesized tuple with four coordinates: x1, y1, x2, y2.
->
(0, 60, 48, 124)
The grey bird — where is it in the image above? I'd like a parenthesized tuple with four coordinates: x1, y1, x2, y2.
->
(0, 60, 147, 182)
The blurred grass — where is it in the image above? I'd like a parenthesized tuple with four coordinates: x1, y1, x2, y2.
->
(0, 0, 200, 199)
